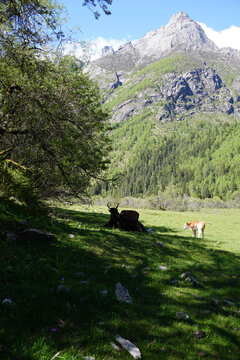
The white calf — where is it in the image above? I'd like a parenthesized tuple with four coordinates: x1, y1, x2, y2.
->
(184, 221, 206, 239)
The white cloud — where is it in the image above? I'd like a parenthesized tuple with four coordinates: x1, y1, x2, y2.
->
(89, 37, 128, 60)
(63, 37, 128, 61)
(198, 22, 240, 50)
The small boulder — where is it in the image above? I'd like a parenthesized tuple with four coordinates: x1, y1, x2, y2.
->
(157, 265, 168, 271)
(176, 311, 190, 320)
(156, 241, 167, 247)
(115, 334, 141, 359)
(116, 282, 133, 303)
(22, 228, 55, 241)
(193, 330, 206, 339)
(2, 298, 16, 307)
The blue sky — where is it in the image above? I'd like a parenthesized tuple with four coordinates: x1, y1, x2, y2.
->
(60, 0, 240, 58)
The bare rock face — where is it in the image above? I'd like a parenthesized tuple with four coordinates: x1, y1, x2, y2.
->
(134, 12, 218, 61)
(101, 46, 115, 57)
(95, 42, 140, 72)
(110, 66, 235, 123)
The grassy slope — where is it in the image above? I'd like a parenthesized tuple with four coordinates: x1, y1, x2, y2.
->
(0, 202, 240, 360)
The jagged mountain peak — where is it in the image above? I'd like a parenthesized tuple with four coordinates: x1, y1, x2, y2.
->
(134, 11, 218, 59)
(96, 12, 218, 70)
(168, 11, 190, 23)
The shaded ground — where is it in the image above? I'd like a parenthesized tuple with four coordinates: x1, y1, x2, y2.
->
(0, 203, 239, 359)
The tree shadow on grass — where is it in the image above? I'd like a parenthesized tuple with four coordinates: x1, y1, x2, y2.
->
(0, 207, 239, 359)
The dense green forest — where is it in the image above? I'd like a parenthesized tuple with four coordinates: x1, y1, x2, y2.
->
(94, 112, 240, 201)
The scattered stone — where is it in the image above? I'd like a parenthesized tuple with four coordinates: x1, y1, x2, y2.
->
(56, 284, 70, 294)
(147, 228, 154, 233)
(193, 330, 206, 339)
(111, 341, 120, 351)
(115, 282, 133, 303)
(79, 281, 90, 285)
(185, 274, 202, 286)
(181, 272, 203, 286)
(157, 265, 168, 271)
(2, 298, 16, 307)
(156, 241, 167, 247)
(176, 311, 190, 320)
(22, 228, 55, 241)
(222, 299, 234, 306)
(68, 234, 75, 238)
(83, 357, 95, 360)
(196, 351, 207, 357)
(115, 334, 142, 359)
(192, 294, 204, 300)
(143, 267, 150, 271)
(100, 290, 108, 296)
(211, 298, 219, 306)
(181, 271, 191, 279)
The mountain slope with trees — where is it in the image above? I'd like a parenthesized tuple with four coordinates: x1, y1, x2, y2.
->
(94, 112, 240, 201)
(87, 13, 240, 202)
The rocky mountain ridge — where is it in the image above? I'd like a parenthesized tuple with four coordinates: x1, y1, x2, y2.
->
(85, 12, 240, 123)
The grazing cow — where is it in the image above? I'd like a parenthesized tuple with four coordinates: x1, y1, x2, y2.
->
(104, 204, 146, 232)
(184, 221, 206, 239)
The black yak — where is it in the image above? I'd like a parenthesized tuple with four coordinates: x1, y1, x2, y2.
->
(104, 204, 146, 232)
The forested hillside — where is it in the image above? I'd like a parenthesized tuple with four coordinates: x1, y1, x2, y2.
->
(94, 113, 240, 201)
(88, 13, 240, 203)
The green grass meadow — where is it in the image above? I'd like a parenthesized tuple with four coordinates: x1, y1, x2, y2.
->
(1, 202, 240, 359)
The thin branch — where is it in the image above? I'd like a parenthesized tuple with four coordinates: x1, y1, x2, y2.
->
(0, 148, 12, 156)
(5, 159, 31, 172)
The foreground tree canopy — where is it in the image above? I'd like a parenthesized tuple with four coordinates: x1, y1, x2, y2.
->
(0, 0, 113, 204)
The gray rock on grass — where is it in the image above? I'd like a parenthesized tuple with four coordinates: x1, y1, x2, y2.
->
(115, 334, 141, 359)
(176, 311, 190, 320)
(115, 282, 133, 303)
